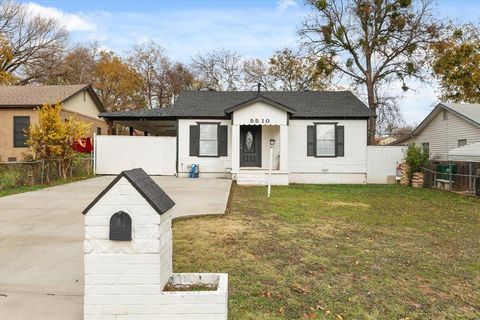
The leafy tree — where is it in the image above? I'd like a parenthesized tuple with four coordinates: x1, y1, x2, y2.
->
(0, 35, 15, 84)
(166, 62, 198, 100)
(93, 51, 146, 111)
(268, 48, 332, 91)
(300, 0, 442, 143)
(0, 0, 68, 84)
(26, 103, 91, 181)
(432, 24, 480, 103)
(38, 42, 99, 85)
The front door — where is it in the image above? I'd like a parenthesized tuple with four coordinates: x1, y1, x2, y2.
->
(240, 125, 261, 167)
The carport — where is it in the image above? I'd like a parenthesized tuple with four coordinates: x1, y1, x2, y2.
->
(101, 108, 178, 136)
(97, 109, 181, 175)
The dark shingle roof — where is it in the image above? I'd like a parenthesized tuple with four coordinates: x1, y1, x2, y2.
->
(100, 91, 372, 119)
(83, 168, 175, 215)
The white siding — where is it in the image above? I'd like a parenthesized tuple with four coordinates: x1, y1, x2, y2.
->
(288, 120, 368, 184)
(414, 110, 480, 159)
(367, 146, 404, 184)
(260, 125, 280, 169)
(232, 101, 287, 125)
(177, 119, 231, 175)
(95, 136, 176, 175)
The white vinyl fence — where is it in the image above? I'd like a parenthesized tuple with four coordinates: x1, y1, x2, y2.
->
(95, 135, 176, 175)
(367, 146, 404, 184)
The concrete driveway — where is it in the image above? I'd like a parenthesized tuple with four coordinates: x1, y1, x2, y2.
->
(0, 176, 231, 320)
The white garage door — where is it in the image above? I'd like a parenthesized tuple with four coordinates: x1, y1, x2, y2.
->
(95, 135, 176, 175)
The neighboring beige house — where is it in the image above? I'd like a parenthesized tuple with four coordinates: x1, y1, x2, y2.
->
(393, 103, 480, 159)
(0, 84, 107, 161)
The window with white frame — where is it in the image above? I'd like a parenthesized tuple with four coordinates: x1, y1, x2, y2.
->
(199, 123, 218, 156)
(316, 124, 336, 156)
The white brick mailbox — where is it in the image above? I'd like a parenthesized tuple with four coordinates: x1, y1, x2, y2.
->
(82, 168, 228, 320)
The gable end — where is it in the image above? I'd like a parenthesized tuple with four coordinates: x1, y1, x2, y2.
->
(82, 168, 175, 215)
(224, 94, 296, 114)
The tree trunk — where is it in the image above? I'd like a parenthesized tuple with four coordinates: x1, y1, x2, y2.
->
(366, 81, 376, 145)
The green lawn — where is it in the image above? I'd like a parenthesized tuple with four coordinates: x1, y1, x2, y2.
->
(172, 184, 480, 320)
(0, 175, 93, 198)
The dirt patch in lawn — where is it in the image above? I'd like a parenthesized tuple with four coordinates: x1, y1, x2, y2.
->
(324, 200, 370, 208)
(173, 184, 480, 319)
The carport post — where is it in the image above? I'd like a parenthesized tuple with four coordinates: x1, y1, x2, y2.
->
(107, 120, 113, 135)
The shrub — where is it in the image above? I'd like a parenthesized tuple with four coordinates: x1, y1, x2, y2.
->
(404, 143, 429, 174)
(0, 170, 20, 189)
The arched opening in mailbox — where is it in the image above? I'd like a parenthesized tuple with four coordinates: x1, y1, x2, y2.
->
(109, 211, 132, 241)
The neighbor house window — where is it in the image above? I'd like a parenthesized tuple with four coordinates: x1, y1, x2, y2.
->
(422, 142, 430, 156)
(199, 123, 218, 156)
(13, 116, 30, 147)
(97, 127, 102, 135)
(458, 139, 467, 147)
(316, 124, 336, 157)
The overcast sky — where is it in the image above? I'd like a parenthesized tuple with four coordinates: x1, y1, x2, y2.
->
(19, 0, 480, 126)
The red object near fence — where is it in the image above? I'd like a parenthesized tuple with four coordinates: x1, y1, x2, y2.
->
(73, 137, 93, 153)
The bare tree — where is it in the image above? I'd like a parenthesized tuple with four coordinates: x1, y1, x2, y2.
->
(300, 0, 443, 143)
(0, 0, 68, 84)
(374, 85, 406, 136)
(127, 41, 170, 108)
(243, 58, 275, 91)
(128, 40, 198, 107)
(191, 49, 244, 91)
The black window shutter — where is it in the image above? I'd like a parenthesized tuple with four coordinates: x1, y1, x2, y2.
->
(218, 125, 228, 157)
(189, 125, 199, 156)
(336, 126, 344, 157)
(307, 125, 315, 156)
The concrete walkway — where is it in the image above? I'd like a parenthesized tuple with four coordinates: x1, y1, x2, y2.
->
(0, 176, 231, 320)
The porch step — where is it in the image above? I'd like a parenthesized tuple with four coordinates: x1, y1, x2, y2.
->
(236, 172, 267, 185)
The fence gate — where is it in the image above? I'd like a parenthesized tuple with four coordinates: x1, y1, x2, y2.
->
(367, 146, 404, 184)
(94, 135, 176, 175)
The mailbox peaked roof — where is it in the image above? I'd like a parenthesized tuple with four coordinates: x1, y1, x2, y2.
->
(83, 168, 175, 215)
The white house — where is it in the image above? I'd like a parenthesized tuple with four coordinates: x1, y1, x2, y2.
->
(394, 103, 480, 159)
(99, 90, 374, 185)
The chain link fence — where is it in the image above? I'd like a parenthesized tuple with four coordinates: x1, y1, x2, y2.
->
(422, 161, 480, 196)
(0, 157, 93, 190)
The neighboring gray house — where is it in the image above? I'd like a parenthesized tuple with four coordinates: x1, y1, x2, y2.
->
(394, 103, 480, 159)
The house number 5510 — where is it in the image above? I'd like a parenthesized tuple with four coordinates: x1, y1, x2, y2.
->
(250, 118, 270, 124)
